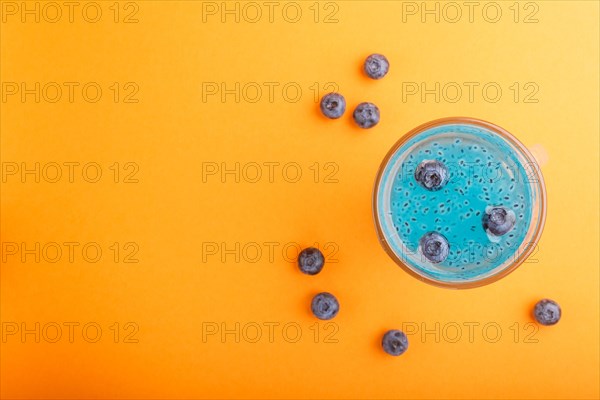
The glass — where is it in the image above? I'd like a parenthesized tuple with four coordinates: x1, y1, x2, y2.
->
(372, 117, 547, 289)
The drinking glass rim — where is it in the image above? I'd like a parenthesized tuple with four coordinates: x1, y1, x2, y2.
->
(372, 116, 547, 289)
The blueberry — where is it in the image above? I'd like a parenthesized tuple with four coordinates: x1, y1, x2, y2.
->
(414, 160, 448, 191)
(382, 330, 408, 356)
(483, 206, 516, 236)
(364, 54, 389, 80)
(297, 247, 325, 275)
(320, 92, 346, 119)
(311, 292, 339, 320)
(533, 299, 561, 326)
(353, 102, 380, 129)
(419, 232, 449, 263)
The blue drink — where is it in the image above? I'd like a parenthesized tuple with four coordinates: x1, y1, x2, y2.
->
(373, 118, 546, 288)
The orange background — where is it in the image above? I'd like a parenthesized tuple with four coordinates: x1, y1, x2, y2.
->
(1, 1, 599, 399)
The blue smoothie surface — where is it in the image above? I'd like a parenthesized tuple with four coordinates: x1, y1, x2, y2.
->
(376, 122, 537, 283)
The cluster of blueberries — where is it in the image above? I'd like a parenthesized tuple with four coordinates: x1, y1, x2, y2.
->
(297, 246, 410, 356)
(311, 54, 561, 356)
(415, 159, 516, 264)
(319, 54, 389, 128)
(298, 246, 561, 356)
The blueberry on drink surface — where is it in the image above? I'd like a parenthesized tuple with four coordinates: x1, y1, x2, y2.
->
(534, 299, 561, 326)
(320, 93, 346, 119)
(483, 206, 516, 236)
(311, 292, 339, 320)
(382, 330, 408, 356)
(414, 160, 448, 191)
(364, 54, 390, 79)
(353, 102, 380, 129)
(419, 231, 449, 264)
